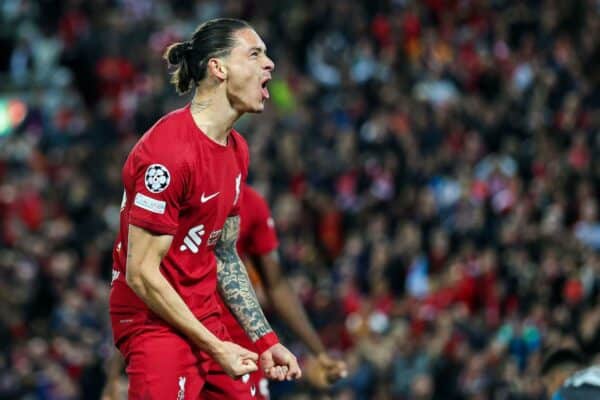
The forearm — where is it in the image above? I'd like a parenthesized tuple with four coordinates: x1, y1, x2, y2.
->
(267, 280, 326, 355)
(128, 268, 222, 353)
(105, 352, 123, 382)
(126, 225, 222, 353)
(216, 254, 273, 341)
(215, 216, 273, 342)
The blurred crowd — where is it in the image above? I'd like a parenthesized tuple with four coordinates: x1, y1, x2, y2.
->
(2, 0, 600, 399)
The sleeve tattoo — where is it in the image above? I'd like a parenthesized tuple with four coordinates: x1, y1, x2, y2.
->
(215, 216, 273, 341)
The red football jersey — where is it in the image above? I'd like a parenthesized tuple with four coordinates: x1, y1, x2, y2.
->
(220, 184, 279, 351)
(237, 185, 279, 257)
(109, 105, 249, 344)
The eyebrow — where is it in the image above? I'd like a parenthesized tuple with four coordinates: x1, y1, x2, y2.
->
(249, 46, 267, 54)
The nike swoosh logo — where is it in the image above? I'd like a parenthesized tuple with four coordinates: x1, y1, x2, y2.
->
(250, 385, 256, 397)
(201, 192, 220, 203)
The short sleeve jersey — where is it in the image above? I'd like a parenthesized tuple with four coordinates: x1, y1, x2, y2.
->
(219, 184, 279, 350)
(110, 105, 249, 343)
(237, 185, 279, 257)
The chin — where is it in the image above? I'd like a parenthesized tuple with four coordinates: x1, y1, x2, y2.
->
(245, 102, 266, 113)
(235, 99, 265, 114)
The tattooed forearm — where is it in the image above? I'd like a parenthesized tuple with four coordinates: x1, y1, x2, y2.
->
(215, 216, 273, 341)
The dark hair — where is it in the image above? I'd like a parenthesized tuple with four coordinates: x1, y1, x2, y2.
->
(541, 349, 585, 376)
(163, 18, 251, 95)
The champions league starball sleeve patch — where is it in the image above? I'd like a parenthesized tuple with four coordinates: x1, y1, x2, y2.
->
(144, 164, 171, 193)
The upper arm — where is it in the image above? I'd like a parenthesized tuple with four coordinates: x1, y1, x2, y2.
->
(243, 187, 279, 256)
(247, 212, 278, 256)
(126, 224, 173, 283)
(127, 142, 191, 236)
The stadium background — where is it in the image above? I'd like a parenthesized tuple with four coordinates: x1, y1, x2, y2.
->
(1, 0, 600, 399)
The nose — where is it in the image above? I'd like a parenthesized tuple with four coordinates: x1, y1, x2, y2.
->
(264, 55, 274, 72)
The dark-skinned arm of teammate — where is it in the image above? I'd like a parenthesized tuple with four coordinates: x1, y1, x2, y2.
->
(251, 250, 348, 387)
(100, 351, 122, 400)
(215, 216, 302, 382)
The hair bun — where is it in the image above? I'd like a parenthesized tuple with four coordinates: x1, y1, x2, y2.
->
(167, 42, 188, 65)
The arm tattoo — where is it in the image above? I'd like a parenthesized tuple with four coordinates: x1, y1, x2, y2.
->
(215, 216, 273, 341)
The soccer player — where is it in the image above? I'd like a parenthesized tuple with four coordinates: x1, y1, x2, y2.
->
(220, 184, 348, 398)
(109, 18, 300, 399)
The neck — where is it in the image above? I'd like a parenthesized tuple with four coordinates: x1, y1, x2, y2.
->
(189, 85, 240, 145)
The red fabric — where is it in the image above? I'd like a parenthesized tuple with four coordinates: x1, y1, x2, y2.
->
(341, 286, 362, 315)
(58, 10, 89, 48)
(455, 273, 478, 312)
(429, 249, 448, 274)
(425, 0, 458, 14)
(247, 369, 269, 400)
(253, 332, 280, 355)
(318, 209, 344, 259)
(237, 185, 279, 257)
(564, 279, 584, 305)
(18, 190, 43, 231)
(290, 173, 307, 197)
(96, 57, 136, 98)
(110, 105, 249, 344)
(374, 294, 394, 315)
(403, 12, 422, 42)
(371, 15, 392, 48)
(116, 318, 256, 400)
(568, 143, 590, 171)
(479, 271, 500, 326)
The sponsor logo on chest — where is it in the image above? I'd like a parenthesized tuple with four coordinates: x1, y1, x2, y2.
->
(179, 171, 241, 252)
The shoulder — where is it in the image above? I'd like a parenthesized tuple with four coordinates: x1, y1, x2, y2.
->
(229, 129, 250, 175)
(242, 185, 270, 216)
(230, 130, 249, 158)
(134, 108, 193, 162)
(243, 185, 265, 206)
(126, 108, 193, 179)
(142, 107, 191, 144)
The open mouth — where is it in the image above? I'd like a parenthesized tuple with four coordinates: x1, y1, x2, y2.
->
(260, 76, 271, 99)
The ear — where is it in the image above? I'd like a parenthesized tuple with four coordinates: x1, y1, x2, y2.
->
(207, 58, 227, 81)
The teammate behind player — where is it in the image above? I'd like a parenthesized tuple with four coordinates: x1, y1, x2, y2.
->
(220, 184, 348, 398)
(109, 18, 300, 399)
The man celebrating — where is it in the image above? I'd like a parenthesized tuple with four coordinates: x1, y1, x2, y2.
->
(109, 18, 300, 399)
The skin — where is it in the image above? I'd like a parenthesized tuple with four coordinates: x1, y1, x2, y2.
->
(124, 26, 299, 385)
(190, 28, 274, 144)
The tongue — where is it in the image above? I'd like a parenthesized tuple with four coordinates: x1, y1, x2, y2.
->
(261, 86, 270, 99)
